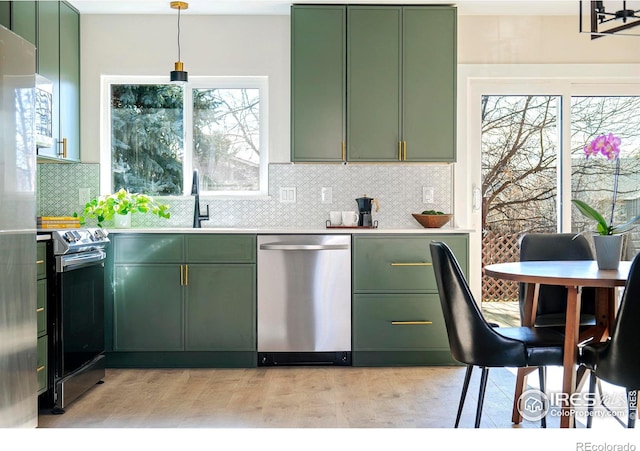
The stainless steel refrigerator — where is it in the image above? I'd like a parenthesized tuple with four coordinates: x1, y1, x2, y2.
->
(0, 25, 38, 428)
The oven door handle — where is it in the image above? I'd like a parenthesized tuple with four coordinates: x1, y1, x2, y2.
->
(56, 250, 106, 272)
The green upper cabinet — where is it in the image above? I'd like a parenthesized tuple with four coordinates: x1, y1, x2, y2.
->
(9, 1, 36, 45)
(0, 2, 9, 29)
(347, 6, 402, 162)
(35, 1, 80, 162)
(402, 7, 456, 162)
(36, 1, 60, 160)
(291, 5, 346, 162)
(291, 4, 457, 163)
(58, 1, 80, 161)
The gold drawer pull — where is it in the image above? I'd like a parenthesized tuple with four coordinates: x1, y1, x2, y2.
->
(390, 262, 432, 266)
(36, 260, 44, 264)
(391, 321, 433, 325)
(36, 308, 45, 313)
(37, 365, 45, 372)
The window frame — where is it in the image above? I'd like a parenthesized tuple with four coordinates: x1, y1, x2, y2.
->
(100, 75, 269, 198)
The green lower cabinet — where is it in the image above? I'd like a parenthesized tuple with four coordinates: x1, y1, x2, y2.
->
(113, 265, 183, 351)
(352, 293, 454, 366)
(352, 234, 467, 366)
(108, 233, 257, 368)
(37, 335, 47, 394)
(185, 264, 256, 351)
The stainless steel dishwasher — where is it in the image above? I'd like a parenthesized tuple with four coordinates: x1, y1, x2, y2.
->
(257, 235, 351, 366)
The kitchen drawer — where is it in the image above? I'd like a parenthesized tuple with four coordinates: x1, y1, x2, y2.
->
(353, 293, 449, 350)
(37, 278, 46, 336)
(37, 335, 47, 394)
(353, 235, 468, 293)
(113, 234, 184, 263)
(37, 241, 47, 279)
(186, 235, 256, 263)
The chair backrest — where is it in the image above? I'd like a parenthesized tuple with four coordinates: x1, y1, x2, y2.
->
(429, 241, 527, 367)
(518, 233, 596, 319)
(595, 252, 640, 388)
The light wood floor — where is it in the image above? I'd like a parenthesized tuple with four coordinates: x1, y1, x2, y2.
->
(36, 304, 627, 431)
(38, 365, 560, 429)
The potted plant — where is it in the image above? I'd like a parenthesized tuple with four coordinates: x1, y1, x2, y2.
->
(75, 188, 170, 228)
(572, 133, 640, 269)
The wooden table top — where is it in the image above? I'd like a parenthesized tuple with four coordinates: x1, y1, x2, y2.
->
(484, 260, 631, 288)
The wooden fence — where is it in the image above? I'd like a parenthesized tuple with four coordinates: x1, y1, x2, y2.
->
(482, 231, 520, 302)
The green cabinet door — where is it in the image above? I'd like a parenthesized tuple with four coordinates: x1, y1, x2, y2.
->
(353, 293, 449, 351)
(113, 265, 183, 351)
(185, 264, 256, 351)
(402, 7, 456, 162)
(36, 1, 59, 159)
(58, 1, 80, 161)
(353, 235, 468, 293)
(347, 6, 402, 162)
(0, 2, 9, 29)
(291, 5, 345, 162)
(11, 1, 36, 45)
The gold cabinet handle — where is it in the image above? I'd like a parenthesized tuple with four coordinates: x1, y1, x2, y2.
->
(184, 264, 188, 285)
(403, 141, 407, 160)
(398, 141, 402, 160)
(390, 262, 432, 266)
(36, 308, 45, 313)
(179, 265, 184, 286)
(391, 321, 433, 325)
(58, 138, 67, 158)
(341, 141, 346, 161)
(37, 365, 45, 372)
(36, 260, 44, 264)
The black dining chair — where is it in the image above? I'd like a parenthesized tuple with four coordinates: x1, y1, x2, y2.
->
(579, 252, 640, 429)
(429, 241, 565, 428)
(518, 233, 597, 328)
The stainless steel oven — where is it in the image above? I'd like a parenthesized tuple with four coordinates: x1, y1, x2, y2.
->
(48, 228, 109, 413)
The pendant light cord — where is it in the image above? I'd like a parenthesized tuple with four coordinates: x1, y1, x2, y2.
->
(176, 6, 182, 62)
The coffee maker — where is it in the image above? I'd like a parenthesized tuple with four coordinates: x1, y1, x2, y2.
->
(355, 195, 379, 227)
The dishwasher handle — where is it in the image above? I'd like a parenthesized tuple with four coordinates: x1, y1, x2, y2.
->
(259, 243, 349, 251)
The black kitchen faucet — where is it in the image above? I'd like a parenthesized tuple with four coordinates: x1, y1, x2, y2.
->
(191, 169, 210, 228)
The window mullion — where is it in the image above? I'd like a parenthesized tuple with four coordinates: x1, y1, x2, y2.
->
(183, 84, 194, 196)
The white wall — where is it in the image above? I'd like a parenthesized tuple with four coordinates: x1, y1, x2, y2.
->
(458, 15, 640, 64)
(80, 14, 290, 163)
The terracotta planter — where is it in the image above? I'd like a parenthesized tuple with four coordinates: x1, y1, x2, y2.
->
(593, 234, 623, 270)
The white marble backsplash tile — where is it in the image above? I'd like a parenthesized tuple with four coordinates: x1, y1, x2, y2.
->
(38, 163, 453, 229)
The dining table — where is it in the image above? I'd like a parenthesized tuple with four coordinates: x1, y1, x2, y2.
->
(483, 260, 631, 428)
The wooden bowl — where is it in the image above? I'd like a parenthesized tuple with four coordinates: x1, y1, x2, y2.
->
(412, 213, 452, 228)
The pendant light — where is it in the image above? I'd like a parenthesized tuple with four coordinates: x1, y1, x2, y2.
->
(170, 1, 188, 83)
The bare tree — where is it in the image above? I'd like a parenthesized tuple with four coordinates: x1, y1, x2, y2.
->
(481, 95, 640, 235)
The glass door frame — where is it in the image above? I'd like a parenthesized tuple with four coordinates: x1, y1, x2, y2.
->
(457, 63, 640, 300)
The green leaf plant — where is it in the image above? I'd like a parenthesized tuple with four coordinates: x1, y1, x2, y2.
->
(74, 188, 170, 227)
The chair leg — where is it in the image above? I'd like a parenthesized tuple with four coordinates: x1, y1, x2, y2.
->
(455, 365, 473, 428)
(627, 389, 637, 429)
(475, 367, 490, 428)
(538, 366, 547, 428)
(586, 371, 597, 429)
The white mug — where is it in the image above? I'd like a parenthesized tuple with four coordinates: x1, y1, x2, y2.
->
(342, 211, 359, 226)
(329, 211, 342, 226)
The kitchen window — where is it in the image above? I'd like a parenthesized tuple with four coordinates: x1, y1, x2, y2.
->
(101, 76, 268, 197)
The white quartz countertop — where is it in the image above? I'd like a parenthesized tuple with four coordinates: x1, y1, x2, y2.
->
(105, 227, 473, 234)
